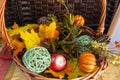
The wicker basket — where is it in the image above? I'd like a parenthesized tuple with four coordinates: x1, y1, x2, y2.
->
(0, 0, 119, 80)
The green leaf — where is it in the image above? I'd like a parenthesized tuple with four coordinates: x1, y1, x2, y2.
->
(68, 13, 74, 25)
(66, 58, 89, 79)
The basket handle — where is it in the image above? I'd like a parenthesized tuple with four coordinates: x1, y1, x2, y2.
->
(0, 0, 12, 48)
(95, 0, 107, 36)
(0, 0, 106, 48)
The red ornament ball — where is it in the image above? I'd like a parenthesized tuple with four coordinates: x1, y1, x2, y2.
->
(50, 54, 66, 71)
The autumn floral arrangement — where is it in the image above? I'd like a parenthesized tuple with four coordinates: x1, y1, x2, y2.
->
(6, 0, 111, 79)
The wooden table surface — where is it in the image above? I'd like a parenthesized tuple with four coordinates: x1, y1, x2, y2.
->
(102, 64, 120, 80)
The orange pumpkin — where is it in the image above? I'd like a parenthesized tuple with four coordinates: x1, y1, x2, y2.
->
(74, 15, 85, 26)
(79, 52, 96, 72)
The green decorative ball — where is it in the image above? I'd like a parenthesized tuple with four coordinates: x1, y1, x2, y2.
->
(22, 47, 51, 73)
(77, 46, 92, 53)
(76, 35, 93, 46)
(76, 35, 93, 53)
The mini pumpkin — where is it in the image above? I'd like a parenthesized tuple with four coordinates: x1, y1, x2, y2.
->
(79, 52, 96, 73)
(74, 15, 85, 26)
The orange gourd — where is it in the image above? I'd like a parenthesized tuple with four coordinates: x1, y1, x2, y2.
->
(79, 52, 96, 72)
(74, 15, 85, 26)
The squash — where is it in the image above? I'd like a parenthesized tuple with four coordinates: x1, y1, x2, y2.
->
(74, 15, 85, 26)
(79, 52, 96, 72)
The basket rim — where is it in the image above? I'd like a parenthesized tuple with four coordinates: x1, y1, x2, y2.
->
(13, 54, 108, 80)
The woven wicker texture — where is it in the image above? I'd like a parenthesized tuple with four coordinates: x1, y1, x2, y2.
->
(5, 0, 101, 26)
(5, 0, 119, 33)
(0, 0, 119, 80)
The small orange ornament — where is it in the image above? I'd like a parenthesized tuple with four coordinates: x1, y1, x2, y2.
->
(66, 64, 73, 72)
(79, 52, 96, 73)
(74, 15, 85, 26)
